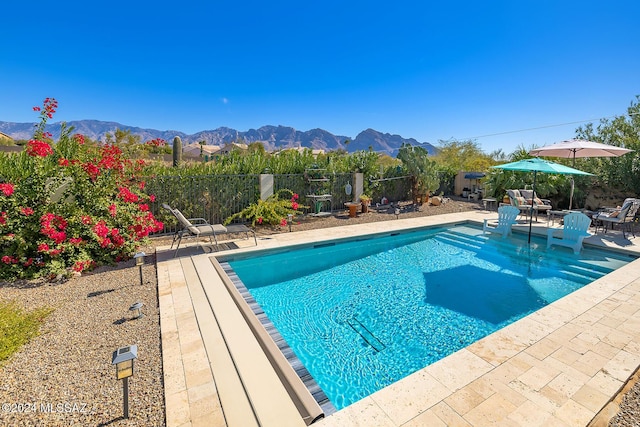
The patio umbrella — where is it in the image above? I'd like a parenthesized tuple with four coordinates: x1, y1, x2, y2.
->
(529, 139, 632, 209)
(491, 158, 593, 243)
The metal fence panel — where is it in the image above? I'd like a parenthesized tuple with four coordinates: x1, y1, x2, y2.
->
(146, 173, 413, 235)
(147, 174, 259, 235)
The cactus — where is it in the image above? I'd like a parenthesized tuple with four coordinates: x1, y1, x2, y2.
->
(172, 136, 182, 167)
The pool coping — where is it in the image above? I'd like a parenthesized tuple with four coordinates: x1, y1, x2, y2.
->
(158, 210, 640, 426)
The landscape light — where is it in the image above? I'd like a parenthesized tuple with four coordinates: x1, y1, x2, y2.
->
(133, 252, 145, 285)
(129, 302, 144, 320)
(287, 214, 293, 232)
(111, 345, 138, 419)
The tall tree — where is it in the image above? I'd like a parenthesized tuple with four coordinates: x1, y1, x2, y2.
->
(432, 139, 494, 173)
(575, 95, 640, 194)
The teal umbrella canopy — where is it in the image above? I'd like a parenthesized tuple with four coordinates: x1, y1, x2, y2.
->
(491, 158, 592, 243)
(491, 157, 593, 176)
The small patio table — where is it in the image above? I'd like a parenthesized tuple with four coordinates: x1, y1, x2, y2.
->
(547, 209, 594, 227)
(482, 198, 497, 211)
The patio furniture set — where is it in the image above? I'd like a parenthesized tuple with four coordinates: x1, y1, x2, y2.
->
(484, 192, 640, 254)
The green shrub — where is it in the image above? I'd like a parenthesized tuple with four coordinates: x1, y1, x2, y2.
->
(223, 189, 306, 227)
(0, 301, 53, 365)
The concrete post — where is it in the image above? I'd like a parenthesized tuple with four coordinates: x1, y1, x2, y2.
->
(354, 173, 364, 201)
(260, 174, 274, 200)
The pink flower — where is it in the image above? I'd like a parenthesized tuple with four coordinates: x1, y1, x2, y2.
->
(2, 255, 14, 264)
(82, 162, 100, 180)
(26, 140, 53, 157)
(58, 158, 70, 166)
(20, 207, 34, 216)
(292, 193, 299, 201)
(257, 217, 263, 224)
(93, 221, 109, 238)
(280, 218, 288, 227)
(38, 243, 50, 252)
(33, 106, 41, 112)
(149, 194, 156, 202)
(108, 204, 117, 217)
(81, 215, 92, 225)
(73, 134, 85, 145)
(291, 201, 299, 210)
(69, 237, 84, 245)
(117, 187, 139, 203)
(0, 183, 14, 196)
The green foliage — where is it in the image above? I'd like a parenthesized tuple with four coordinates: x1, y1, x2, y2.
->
(432, 139, 495, 174)
(0, 301, 53, 366)
(224, 189, 306, 227)
(575, 95, 640, 194)
(172, 136, 182, 167)
(0, 98, 163, 280)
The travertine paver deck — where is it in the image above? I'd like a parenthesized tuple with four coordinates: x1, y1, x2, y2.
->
(157, 210, 640, 426)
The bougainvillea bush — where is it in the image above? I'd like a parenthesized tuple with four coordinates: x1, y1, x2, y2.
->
(223, 189, 305, 227)
(0, 98, 163, 280)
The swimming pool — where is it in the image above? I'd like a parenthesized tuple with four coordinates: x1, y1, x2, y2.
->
(226, 224, 635, 410)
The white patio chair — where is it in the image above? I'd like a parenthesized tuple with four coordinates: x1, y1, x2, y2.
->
(483, 205, 520, 238)
(546, 212, 591, 253)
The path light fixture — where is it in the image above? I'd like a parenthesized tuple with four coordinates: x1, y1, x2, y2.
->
(111, 344, 138, 419)
(133, 252, 145, 285)
(129, 302, 144, 319)
(287, 214, 293, 232)
(394, 206, 401, 219)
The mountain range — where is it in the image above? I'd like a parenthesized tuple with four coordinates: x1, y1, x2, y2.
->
(0, 120, 437, 156)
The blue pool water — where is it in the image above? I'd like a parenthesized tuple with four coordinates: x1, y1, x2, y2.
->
(227, 224, 635, 409)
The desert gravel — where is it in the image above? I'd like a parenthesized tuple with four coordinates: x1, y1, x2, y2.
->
(0, 256, 163, 427)
(0, 196, 639, 426)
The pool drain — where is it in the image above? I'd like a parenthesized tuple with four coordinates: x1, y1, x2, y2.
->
(346, 317, 386, 352)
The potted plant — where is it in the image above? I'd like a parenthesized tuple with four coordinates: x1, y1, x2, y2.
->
(359, 194, 372, 213)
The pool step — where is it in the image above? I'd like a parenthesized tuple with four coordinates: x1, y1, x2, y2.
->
(433, 231, 484, 251)
(435, 229, 613, 285)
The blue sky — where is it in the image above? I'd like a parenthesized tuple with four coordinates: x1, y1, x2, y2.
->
(2, 1, 638, 154)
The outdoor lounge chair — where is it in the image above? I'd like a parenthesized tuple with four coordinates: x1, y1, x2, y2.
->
(519, 189, 552, 215)
(507, 189, 536, 219)
(593, 198, 640, 239)
(546, 211, 591, 254)
(483, 205, 519, 238)
(162, 204, 256, 256)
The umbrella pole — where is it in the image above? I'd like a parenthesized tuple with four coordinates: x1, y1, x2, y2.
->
(569, 152, 576, 210)
(528, 171, 537, 244)
(569, 177, 575, 210)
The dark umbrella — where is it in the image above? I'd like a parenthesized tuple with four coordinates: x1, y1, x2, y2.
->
(491, 158, 593, 243)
